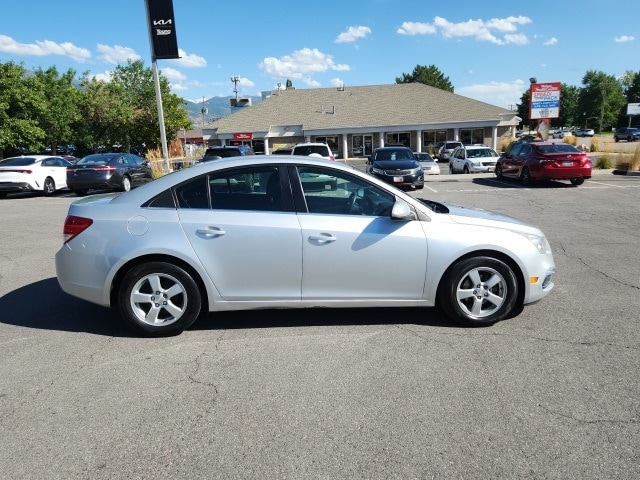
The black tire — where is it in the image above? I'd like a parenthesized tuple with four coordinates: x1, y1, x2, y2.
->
(43, 177, 55, 196)
(438, 256, 519, 327)
(0, 192, 8, 199)
(570, 178, 585, 186)
(72, 189, 88, 196)
(495, 163, 503, 179)
(121, 175, 132, 192)
(449, 164, 455, 174)
(117, 262, 202, 337)
(463, 166, 470, 174)
(614, 136, 619, 142)
(520, 167, 532, 186)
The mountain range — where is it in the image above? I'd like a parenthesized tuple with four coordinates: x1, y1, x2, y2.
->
(183, 95, 263, 127)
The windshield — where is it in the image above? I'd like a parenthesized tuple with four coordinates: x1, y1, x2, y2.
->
(375, 150, 414, 161)
(205, 149, 243, 158)
(468, 148, 498, 158)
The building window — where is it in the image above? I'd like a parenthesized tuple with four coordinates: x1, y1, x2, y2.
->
(385, 132, 410, 147)
(315, 136, 339, 155)
(352, 135, 373, 157)
(460, 128, 485, 145)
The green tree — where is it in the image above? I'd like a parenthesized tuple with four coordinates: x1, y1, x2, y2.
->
(395, 64, 454, 92)
(0, 61, 46, 158)
(108, 59, 190, 151)
(578, 70, 626, 132)
(33, 66, 81, 154)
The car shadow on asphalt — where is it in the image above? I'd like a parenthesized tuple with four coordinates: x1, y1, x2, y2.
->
(0, 278, 455, 337)
(472, 177, 578, 189)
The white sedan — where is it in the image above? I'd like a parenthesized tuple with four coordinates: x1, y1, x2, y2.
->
(56, 156, 556, 336)
(0, 155, 72, 198)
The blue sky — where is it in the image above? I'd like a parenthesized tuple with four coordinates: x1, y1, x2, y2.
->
(1, 0, 638, 109)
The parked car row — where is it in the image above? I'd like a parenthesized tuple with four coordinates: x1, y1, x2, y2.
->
(0, 152, 153, 198)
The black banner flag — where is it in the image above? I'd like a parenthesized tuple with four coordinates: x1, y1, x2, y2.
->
(146, 0, 180, 60)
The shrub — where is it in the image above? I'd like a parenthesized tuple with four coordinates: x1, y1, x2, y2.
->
(594, 156, 613, 169)
(590, 136, 600, 152)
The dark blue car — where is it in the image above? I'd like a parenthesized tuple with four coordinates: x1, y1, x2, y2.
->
(368, 146, 424, 190)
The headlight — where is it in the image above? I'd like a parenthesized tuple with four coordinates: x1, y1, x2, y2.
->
(410, 167, 422, 174)
(523, 233, 552, 254)
(372, 168, 384, 175)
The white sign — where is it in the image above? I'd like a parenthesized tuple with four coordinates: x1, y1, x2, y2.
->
(627, 103, 640, 116)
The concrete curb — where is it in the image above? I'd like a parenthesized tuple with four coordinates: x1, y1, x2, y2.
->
(612, 169, 640, 176)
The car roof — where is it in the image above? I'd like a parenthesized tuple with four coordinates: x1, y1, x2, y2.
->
(374, 146, 412, 151)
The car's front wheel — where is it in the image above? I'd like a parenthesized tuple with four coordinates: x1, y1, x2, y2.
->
(495, 163, 503, 179)
(570, 178, 585, 186)
(438, 256, 519, 327)
(118, 262, 202, 336)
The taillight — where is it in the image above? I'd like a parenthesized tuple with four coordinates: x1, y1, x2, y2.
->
(63, 215, 93, 244)
(4, 169, 32, 174)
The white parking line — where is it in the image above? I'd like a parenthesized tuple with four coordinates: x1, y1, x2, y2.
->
(423, 185, 439, 193)
(588, 180, 625, 188)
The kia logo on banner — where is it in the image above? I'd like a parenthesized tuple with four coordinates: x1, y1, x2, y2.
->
(145, 0, 180, 59)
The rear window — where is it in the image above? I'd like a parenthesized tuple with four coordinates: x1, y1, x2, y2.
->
(293, 145, 330, 156)
(77, 155, 113, 165)
(0, 157, 37, 166)
(537, 144, 580, 154)
(445, 142, 462, 149)
(205, 148, 243, 158)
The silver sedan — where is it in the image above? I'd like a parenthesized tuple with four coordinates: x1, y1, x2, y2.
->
(56, 156, 556, 336)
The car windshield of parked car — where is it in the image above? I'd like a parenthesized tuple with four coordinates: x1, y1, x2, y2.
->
(537, 144, 580, 154)
(0, 157, 39, 166)
(376, 150, 414, 161)
(469, 148, 498, 158)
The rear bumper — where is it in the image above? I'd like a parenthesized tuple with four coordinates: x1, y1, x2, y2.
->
(0, 182, 35, 193)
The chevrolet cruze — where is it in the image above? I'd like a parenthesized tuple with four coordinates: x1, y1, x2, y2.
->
(56, 156, 555, 336)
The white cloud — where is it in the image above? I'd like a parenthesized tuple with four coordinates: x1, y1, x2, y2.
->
(160, 67, 187, 81)
(397, 16, 532, 46)
(397, 22, 436, 36)
(259, 48, 350, 80)
(330, 78, 344, 87)
(458, 79, 527, 109)
(90, 70, 113, 82)
(96, 44, 141, 64)
(544, 37, 558, 46)
(170, 83, 188, 91)
(168, 49, 207, 67)
(335, 26, 371, 44)
(0, 34, 91, 62)
(614, 35, 635, 43)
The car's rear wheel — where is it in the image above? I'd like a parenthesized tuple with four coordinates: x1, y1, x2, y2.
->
(0, 192, 7, 199)
(438, 256, 518, 327)
(118, 262, 202, 337)
(614, 137, 620, 142)
(495, 163, 503, 179)
(121, 175, 132, 192)
(570, 178, 585, 186)
(520, 167, 532, 186)
(43, 177, 55, 196)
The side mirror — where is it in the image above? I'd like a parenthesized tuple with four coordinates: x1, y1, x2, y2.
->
(391, 199, 415, 221)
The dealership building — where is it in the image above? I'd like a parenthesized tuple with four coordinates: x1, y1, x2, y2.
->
(199, 83, 521, 158)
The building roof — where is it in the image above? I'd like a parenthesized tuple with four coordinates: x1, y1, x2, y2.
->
(208, 83, 517, 137)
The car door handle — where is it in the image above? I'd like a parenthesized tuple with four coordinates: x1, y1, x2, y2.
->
(196, 227, 226, 237)
(309, 233, 337, 243)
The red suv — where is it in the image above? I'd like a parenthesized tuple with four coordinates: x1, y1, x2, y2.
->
(496, 141, 592, 186)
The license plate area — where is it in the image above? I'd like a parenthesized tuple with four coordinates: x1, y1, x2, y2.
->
(393, 176, 404, 183)
(562, 161, 573, 166)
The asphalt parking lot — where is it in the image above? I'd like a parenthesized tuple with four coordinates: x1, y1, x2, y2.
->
(1, 170, 639, 479)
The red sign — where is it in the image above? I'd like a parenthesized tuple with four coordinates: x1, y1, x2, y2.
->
(234, 132, 253, 140)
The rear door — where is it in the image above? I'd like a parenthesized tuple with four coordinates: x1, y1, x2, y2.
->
(176, 165, 303, 300)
